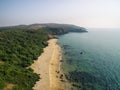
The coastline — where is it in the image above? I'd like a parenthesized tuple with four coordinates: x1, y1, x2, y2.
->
(30, 39, 65, 90)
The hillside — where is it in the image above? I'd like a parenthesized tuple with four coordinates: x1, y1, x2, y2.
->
(0, 28, 49, 90)
(0, 23, 87, 35)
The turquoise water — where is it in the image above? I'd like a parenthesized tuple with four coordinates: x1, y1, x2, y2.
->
(58, 29, 120, 90)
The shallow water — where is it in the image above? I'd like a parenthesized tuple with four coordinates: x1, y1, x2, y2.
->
(58, 29, 120, 90)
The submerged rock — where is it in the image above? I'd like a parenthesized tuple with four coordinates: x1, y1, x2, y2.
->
(80, 51, 85, 55)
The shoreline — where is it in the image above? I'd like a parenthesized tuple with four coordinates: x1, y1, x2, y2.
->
(30, 39, 65, 90)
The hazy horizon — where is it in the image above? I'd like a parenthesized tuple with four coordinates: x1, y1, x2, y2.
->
(0, 0, 120, 28)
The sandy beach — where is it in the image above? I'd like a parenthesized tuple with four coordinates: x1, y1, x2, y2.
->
(31, 39, 65, 90)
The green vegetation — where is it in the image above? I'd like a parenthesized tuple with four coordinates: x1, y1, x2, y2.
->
(0, 28, 49, 90)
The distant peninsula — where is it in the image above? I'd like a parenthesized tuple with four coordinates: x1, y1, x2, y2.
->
(0, 23, 87, 34)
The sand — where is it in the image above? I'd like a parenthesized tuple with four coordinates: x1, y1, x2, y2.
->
(31, 39, 65, 90)
(3, 84, 14, 90)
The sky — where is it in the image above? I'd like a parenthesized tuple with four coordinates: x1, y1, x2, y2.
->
(0, 0, 120, 28)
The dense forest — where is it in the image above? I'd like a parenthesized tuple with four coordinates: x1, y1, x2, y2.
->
(0, 24, 87, 90)
(0, 28, 49, 90)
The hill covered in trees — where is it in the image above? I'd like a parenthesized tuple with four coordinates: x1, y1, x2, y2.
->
(0, 24, 87, 90)
(0, 23, 87, 34)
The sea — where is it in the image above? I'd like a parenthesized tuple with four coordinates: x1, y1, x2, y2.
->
(58, 28, 120, 90)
